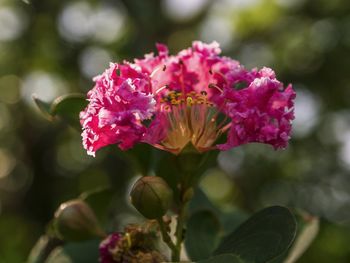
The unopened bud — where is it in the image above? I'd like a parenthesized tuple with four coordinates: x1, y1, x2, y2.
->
(130, 176, 173, 219)
(54, 199, 105, 241)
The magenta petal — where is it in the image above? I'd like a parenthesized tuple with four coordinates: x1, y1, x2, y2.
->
(80, 64, 155, 156)
(99, 233, 122, 263)
(218, 74, 295, 151)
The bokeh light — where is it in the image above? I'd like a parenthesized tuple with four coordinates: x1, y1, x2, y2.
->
(0, 148, 15, 179)
(79, 46, 113, 79)
(293, 88, 321, 138)
(200, 15, 235, 51)
(0, 6, 26, 42)
(21, 71, 67, 106)
(238, 42, 274, 69)
(163, 0, 209, 21)
(0, 75, 21, 104)
(58, 1, 126, 44)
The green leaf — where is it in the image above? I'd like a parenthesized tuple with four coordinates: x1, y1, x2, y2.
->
(214, 206, 297, 263)
(185, 210, 222, 261)
(219, 210, 249, 236)
(177, 149, 219, 187)
(188, 188, 219, 215)
(198, 254, 245, 263)
(32, 95, 53, 121)
(269, 212, 319, 263)
(32, 93, 87, 130)
(124, 143, 155, 176)
(46, 248, 72, 263)
(188, 188, 248, 235)
(154, 150, 219, 203)
(46, 239, 100, 263)
(283, 215, 319, 263)
(27, 236, 63, 263)
(51, 94, 88, 129)
(79, 187, 114, 226)
(154, 150, 182, 202)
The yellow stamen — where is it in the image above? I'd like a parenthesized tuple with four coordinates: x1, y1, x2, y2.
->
(157, 89, 228, 154)
(186, 97, 193, 106)
(125, 232, 132, 248)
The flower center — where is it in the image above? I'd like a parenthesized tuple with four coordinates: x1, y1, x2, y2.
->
(156, 90, 228, 154)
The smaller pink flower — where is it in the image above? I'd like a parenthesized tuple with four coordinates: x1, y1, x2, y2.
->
(99, 232, 123, 263)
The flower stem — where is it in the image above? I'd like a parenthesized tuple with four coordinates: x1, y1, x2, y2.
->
(157, 217, 177, 260)
(157, 198, 189, 262)
(172, 183, 194, 262)
(173, 200, 188, 262)
(28, 236, 64, 263)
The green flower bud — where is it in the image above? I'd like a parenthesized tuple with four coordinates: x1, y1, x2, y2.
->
(130, 176, 173, 219)
(54, 199, 105, 241)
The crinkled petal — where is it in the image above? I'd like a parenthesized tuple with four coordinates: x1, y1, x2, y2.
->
(80, 64, 156, 156)
(218, 74, 295, 150)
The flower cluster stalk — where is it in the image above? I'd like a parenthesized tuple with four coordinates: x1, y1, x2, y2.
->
(173, 198, 189, 262)
(157, 218, 178, 261)
(156, 184, 191, 262)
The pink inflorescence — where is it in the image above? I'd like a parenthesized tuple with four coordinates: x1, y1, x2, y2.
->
(80, 41, 295, 156)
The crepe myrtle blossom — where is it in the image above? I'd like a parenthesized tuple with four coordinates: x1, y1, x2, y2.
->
(80, 41, 295, 156)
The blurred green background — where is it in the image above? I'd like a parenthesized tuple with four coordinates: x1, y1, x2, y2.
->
(0, 0, 350, 262)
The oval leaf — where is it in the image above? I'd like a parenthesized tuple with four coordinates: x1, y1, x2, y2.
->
(32, 95, 53, 121)
(50, 94, 87, 129)
(124, 143, 155, 176)
(46, 239, 100, 263)
(283, 215, 319, 263)
(185, 210, 221, 261)
(214, 206, 297, 263)
(188, 188, 219, 215)
(188, 188, 248, 235)
(27, 236, 63, 263)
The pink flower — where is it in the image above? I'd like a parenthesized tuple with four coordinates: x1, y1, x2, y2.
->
(80, 41, 295, 156)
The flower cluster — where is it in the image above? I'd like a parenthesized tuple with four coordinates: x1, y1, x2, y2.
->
(80, 41, 295, 156)
(99, 224, 166, 263)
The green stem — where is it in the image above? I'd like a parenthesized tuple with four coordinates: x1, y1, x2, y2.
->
(157, 218, 178, 260)
(173, 202, 187, 262)
(172, 184, 193, 262)
(28, 236, 64, 263)
(157, 197, 189, 262)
